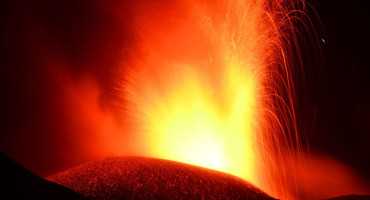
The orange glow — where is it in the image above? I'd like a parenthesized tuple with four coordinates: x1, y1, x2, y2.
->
(118, 0, 307, 199)
(5, 1, 370, 199)
(146, 60, 259, 182)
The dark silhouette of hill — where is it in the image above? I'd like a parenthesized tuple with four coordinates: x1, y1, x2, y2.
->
(0, 152, 85, 199)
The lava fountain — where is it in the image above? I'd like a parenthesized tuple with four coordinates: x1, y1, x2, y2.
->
(116, 0, 309, 199)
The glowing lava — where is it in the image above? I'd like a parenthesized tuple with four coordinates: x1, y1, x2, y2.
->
(146, 59, 260, 182)
(119, 0, 306, 199)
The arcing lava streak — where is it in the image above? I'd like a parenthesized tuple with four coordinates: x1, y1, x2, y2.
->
(119, 0, 306, 199)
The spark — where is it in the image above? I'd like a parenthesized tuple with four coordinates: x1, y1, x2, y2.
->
(118, 0, 309, 199)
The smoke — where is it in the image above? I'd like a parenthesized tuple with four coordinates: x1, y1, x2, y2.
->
(0, 0, 144, 177)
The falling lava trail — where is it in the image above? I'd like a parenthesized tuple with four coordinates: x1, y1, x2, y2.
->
(116, 0, 309, 199)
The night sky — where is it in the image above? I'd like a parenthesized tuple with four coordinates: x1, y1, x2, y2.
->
(0, 0, 369, 186)
(307, 0, 370, 180)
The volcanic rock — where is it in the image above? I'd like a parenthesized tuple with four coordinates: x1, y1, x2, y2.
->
(0, 152, 84, 199)
(47, 156, 275, 200)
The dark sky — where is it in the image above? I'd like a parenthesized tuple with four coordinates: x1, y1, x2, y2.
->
(0, 0, 369, 184)
(306, 0, 370, 180)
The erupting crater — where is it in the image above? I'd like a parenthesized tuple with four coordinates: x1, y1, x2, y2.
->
(47, 157, 275, 200)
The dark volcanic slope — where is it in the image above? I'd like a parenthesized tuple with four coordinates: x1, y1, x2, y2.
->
(325, 195, 370, 200)
(47, 156, 275, 200)
(0, 152, 84, 199)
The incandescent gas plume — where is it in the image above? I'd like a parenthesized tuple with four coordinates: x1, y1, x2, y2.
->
(2, 0, 370, 199)
(3, 0, 370, 199)
(117, 0, 308, 199)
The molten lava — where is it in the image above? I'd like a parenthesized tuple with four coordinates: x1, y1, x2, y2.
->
(118, 0, 306, 199)
(3, 0, 370, 199)
(145, 60, 260, 181)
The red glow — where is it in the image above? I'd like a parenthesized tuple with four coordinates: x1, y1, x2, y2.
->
(117, 0, 305, 198)
(2, 1, 369, 199)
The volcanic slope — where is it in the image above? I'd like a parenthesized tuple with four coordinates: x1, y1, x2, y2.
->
(47, 156, 275, 200)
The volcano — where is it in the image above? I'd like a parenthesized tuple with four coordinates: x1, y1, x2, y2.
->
(47, 157, 275, 200)
(2, 153, 370, 199)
